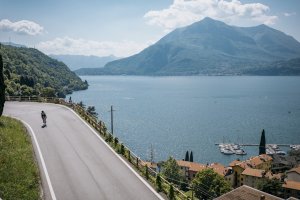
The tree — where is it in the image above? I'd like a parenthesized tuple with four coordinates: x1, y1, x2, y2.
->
(86, 106, 98, 118)
(168, 184, 175, 200)
(259, 129, 266, 155)
(78, 101, 86, 109)
(256, 178, 283, 197)
(191, 169, 231, 200)
(162, 157, 184, 185)
(145, 165, 149, 180)
(185, 151, 189, 161)
(190, 151, 194, 162)
(0, 54, 5, 116)
(156, 174, 162, 192)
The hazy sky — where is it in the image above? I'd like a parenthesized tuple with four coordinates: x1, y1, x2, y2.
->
(1, 0, 300, 57)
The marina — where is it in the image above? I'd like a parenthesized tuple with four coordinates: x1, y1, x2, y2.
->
(216, 143, 300, 156)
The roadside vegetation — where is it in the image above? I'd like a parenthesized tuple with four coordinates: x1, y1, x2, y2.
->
(0, 116, 40, 200)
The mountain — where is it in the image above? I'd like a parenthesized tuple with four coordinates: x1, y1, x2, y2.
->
(0, 44, 88, 97)
(2, 42, 27, 48)
(91, 17, 300, 76)
(50, 54, 118, 71)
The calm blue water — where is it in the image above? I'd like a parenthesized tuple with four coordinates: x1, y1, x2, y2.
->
(68, 76, 300, 165)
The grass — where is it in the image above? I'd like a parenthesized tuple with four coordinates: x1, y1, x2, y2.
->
(0, 116, 40, 200)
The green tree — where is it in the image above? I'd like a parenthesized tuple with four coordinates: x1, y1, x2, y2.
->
(86, 106, 98, 118)
(162, 157, 184, 185)
(185, 151, 189, 161)
(41, 87, 56, 97)
(191, 169, 231, 199)
(145, 165, 149, 180)
(156, 174, 162, 192)
(190, 151, 193, 162)
(0, 54, 5, 116)
(78, 101, 86, 109)
(259, 129, 266, 155)
(168, 184, 175, 200)
(256, 178, 283, 197)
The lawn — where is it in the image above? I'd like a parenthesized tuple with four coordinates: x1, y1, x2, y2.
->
(0, 116, 40, 200)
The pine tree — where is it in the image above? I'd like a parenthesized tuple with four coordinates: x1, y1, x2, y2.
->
(190, 151, 194, 162)
(185, 151, 189, 161)
(259, 129, 266, 155)
(0, 54, 5, 117)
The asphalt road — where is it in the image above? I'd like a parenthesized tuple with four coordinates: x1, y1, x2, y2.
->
(4, 102, 163, 200)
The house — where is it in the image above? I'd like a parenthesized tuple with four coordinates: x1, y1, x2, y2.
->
(282, 166, 300, 199)
(215, 185, 283, 200)
(230, 154, 273, 187)
(142, 161, 158, 172)
(241, 168, 265, 188)
(286, 166, 300, 182)
(177, 160, 206, 180)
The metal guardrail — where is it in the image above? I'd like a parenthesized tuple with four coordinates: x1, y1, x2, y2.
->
(5, 95, 189, 200)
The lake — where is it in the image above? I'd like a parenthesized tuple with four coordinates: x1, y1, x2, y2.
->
(67, 76, 300, 165)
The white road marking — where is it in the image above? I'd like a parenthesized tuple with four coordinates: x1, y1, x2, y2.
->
(64, 106, 165, 200)
(11, 117, 57, 200)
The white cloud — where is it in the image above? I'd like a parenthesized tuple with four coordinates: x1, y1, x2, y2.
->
(284, 12, 296, 17)
(144, 0, 278, 32)
(36, 37, 151, 57)
(0, 19, 44, 35)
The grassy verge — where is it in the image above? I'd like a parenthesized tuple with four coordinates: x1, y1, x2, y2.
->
(0, 116, 40, 200)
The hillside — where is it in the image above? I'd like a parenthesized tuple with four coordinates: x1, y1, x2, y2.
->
(50, 54, 118, 71)
(85, 17, 300, 76)
(0, 44, 88, 97)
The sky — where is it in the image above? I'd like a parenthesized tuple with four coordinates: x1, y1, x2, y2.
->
(0, 0, 300, 57)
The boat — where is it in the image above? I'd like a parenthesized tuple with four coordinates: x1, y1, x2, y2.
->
(275, 150, 286, 155)
(236, 149, 247, 155)
(223, 149, 234, 155)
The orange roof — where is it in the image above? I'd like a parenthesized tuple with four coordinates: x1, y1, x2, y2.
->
(242, 168, 265, 177)
(230, 154, 272, 169)
(176, 160, 207, 172)
(177, 160, 192, 168)
(229, 160, 241, 167)
(287, 166, 300, 175)
(209, 163, 226, 176)
(283, 180, 300, 191)
(249, 154, 272, 167)
(190, 162, 206, 172)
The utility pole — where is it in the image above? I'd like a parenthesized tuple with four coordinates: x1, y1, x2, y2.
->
(109, 105, 115, 135)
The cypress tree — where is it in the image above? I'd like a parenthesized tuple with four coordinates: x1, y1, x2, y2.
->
(168, 184, 175, 200)
(0, 54, 5, 117)
(259, 129, 266, 155)
(156, 174, 162, 192)
(145, 165, 149, 180)
(190, 151, 194, 162)
(185, 151, 189, 161)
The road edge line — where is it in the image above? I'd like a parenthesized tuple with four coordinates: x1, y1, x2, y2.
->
(8, 116, 57, 200)
(62, 105, 165, 200)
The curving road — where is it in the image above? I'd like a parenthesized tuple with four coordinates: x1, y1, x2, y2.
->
(4, 102, 163, 200)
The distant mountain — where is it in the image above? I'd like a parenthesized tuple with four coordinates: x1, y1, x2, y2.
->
(50, 54, 118, 71)
(1, 44, 88, 97)
(1, 42, 27, 48)
(89, 17, 300, 76)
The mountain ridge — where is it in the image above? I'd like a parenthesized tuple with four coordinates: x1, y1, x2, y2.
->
(50, 54, 118, 71)
(77, 17, 300, 76)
